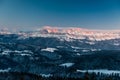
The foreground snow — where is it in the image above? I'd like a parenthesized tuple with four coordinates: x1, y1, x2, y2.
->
(0, 68, 11, 72)
(77, 69, 120, 75)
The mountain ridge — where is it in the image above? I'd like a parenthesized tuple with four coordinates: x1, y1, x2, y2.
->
(18, 26, 120, 41)
(1, 26, 120, 41)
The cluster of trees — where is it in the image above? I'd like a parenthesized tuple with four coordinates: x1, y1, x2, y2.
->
(0, 71, 120, 80)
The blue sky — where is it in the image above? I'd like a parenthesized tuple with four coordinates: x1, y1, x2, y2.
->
(0, 0, 120, 31)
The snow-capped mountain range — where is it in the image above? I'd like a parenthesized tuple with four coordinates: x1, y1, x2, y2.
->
(16, 26, 120, 41)
(1, 26, 120, 41)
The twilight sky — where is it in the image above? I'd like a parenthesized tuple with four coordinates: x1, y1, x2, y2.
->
(0, 0, 120, 31)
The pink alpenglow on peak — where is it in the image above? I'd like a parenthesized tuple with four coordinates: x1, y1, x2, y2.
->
(31, 26, 120, 41)
(1, 26, 120, 41)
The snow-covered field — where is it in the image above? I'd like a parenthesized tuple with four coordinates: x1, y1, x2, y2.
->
(0, 68, 11, 72)
(77, 69, 120, 76)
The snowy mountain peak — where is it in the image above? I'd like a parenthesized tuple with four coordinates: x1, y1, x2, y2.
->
(0, 28, 11, 34)
(28, 26, 120, 41)
(1, 26, 120, 41)
(41, 26, 87, 34)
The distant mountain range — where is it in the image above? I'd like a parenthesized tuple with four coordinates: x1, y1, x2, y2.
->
(17, 26, 120, 41)
(1, 26, 120, 50)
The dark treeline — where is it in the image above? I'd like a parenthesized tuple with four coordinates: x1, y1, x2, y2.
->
(0, 71, 120, 80)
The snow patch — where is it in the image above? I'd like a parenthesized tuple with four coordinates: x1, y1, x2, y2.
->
(82, 50, 89, 52)
(1, 50, 33, 56)
(113, 43, 120, 46)
(85, 41, 95, 45)
(40, 74, 52, 77)
(1, 50, 11, 55)
(41, 48, 57, 52)
(56, 46, 64, 48)
(0, 68, 11, 72)
(76, 53, 81, 56)
(59, 63, 74, 67)
(91, 49, 101, 51)
(77, 69, 120, 75)
(20, 54, 31, 56)
(71, 46, 80, 49)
